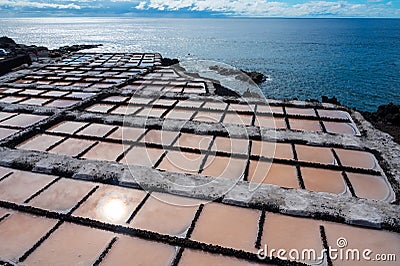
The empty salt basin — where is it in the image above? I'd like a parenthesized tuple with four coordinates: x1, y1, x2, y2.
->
(211, 136, 249, 155)
(334, 149, 379, 170)
(0, 212, 58, 263)
(129, 192, 203, 236)
(72, 185, 146, 224)
(324, 121, 360, 135)
(201, 156, 247, 180)
(23, 222, 114, 265)
(0, 114, 48, 128)
(99, 236, 176, 265)
(347, 173, 395, 202)
(158, 151, 205, 175)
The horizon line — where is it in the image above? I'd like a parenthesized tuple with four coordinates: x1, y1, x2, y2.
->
(2, 15, 400, 19)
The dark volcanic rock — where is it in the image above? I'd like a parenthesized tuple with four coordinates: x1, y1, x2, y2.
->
(375, 103, 400, 125)
(363, 103, 400, 126)
(213, 83, 240, 97)
(362, 103, 400, 144)
(57, 44, 102, 53)
(0, 36, 17, 48)
(0, 54, 32, 75)
(0, 37, 102, 58)
(322, 96, 341, 105)
(0, 36, 103, 76)
(161, 58, 179, 66)
(241, 70, 268, 84)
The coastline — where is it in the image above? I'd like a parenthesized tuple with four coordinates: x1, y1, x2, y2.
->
(361, 104, 400, 144)
(2, 18, 399, 111)
(1, 37, 399, 144)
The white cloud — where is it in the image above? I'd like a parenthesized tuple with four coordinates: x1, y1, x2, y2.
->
(135, 1, 146, 9)
(291, 1, 365, 16)
(109, 0, 138, 2)
(135, 0, 288, 16)
(0, 0, 397, 16)
(0, 0, 81, 9)
(134, 0, 400, 17)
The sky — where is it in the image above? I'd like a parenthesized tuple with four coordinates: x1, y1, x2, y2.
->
(0, 0, 399, 18)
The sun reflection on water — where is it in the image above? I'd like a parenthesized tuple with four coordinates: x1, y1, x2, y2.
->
(97, 195, 128, 223)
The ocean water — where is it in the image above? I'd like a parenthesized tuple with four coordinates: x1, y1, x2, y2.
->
(1, 17, 399, 111)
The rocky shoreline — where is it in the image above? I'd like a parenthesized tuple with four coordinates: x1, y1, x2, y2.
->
(0, 36, 102, 75)
(0, 36, 102, 58)
(161, 57, 268, 85)
(361, 103, 400, 144)
(1, 36, 398, 143)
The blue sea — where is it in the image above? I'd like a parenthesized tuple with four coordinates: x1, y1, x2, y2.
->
(1, 17, 399, 111)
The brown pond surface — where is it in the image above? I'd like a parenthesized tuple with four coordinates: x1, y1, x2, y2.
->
(0, 171, 55, 203)
(191, 203, 260, 252)
(0, 114, 47, 128)
(201, 156, 246, 179)
(324, 122, 357, 135)
(0, 212, 57, 263)
(82, 142, 124, 162)
(48, 121, 88, 134)
(323, 221, 400, 265)
(130, 192, 201, 236)
(211, 136, 249, 155)
(20, 98, 50, 106)
(223, 113, 253, 125)
(174, 133, 213, 151)
(317, 109, 349, 119)
(254, 116, 287, 129)
(0, 128, 18, 140)
(347, 173, 394, 201)
(136, 107, 167, 118)
(49, 138, 95, 157)
(285, 107, 316, 117)
(289, 119, 322, 132)
(261, 212, 324, 264)
(296, 144, 335, 165)
(165, 109, 196, 120)
(335, 149, 377, 170)
(122, 146, 164, 167)
(107, 127, 145, 142)
(192, 111, 223, 123)
(86, 104, 114, 113)
(251, 141, 293, 160)
(100, 235, 176, 266)
(301, 167, 347, 195)
(17, 134, 64, 152)
(46, 99, 78, 108)
(176, 100, 204, 108)
(76, 124, 116, 138)
(73, 185, 146, 224)
(23, 222, 114, 266)
(202, 102, 227, 110)
(30, 178, 96, 213)
(140, 130, 179, 146)
(158, 151, 204, 174)
(111, 105, 142, 115)
(248, 161, 299, 188)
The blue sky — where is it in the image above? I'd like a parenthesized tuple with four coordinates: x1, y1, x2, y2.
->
(0, 0, 399, 17)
